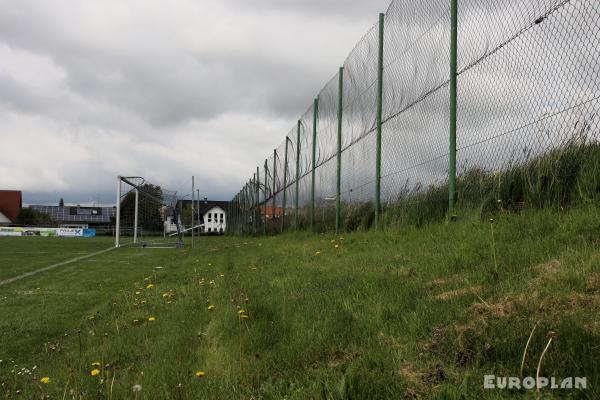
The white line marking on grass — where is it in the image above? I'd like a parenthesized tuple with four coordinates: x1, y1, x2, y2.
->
(0, 247, 116, 287)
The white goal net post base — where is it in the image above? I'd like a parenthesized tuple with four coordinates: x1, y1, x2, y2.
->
(115, 176, 183, 248)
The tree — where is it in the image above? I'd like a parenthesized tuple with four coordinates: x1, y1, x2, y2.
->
(15, 208, 56, 227)
(120, 184, 164, 233)
(59, 198, 64, 207)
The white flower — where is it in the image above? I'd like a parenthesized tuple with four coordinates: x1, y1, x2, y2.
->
(132, 384, 142, 392)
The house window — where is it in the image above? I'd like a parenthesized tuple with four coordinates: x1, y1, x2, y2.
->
(208, 228, 211, 232)
(220, 213, 224, 222)
(208, 213, 212, 222)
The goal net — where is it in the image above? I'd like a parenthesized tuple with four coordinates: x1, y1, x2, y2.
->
(115, 176, 183, 248)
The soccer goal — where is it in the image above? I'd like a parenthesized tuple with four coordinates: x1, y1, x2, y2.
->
(115, 176, 183, 248)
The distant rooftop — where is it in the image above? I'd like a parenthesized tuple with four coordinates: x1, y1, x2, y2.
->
(30, 205, 116, 224)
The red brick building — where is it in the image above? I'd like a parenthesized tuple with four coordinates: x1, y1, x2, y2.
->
(0, 190, 22, 223)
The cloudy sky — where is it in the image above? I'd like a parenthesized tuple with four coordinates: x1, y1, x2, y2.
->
(0, 0, 391, 205)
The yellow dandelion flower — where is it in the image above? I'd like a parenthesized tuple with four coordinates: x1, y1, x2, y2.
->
(40, 377, 50, 384)
(240, 315, 249, 319)
(209, 280, 215, 285)
(91, 369, 101, 376)
(195, 371, 205, 378)
(135, 291, 141, 295)
(334, 244, 339, 249)
(133, 319, 139, 324)
(146, 284, 154, 289)
(91, 361, 101, 368)
(315, 251, 321, 256)
(148, 316, 156, 322)
(238, 309, 246, 315)
(162, 293, 169, 297)
(207, 304, 215, 311)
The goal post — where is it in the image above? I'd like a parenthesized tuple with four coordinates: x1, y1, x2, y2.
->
(115, 176, 183, 248)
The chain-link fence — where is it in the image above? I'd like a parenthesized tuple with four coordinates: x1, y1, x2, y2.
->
(228, 0, 600, 235)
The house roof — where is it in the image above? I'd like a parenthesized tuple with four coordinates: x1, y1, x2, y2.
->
(0, 190, 22, 221)
(0, 211, 11, 224)
(30, 205, 116, 224)
(178, 200, 229, 215)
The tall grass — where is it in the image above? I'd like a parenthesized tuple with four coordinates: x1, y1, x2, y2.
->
(380, 139, 600, 229)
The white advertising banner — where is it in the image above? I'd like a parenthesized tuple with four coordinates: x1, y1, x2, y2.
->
(0, 227, 96, 237)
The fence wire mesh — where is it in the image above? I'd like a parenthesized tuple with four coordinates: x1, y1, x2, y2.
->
(229, 0, 600, 234)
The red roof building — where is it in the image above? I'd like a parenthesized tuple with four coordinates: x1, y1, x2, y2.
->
(0, 190, 22, 222)
(260, 205, 283, 219)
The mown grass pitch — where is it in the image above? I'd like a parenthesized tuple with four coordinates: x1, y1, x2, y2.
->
(1, 206, 599, 399)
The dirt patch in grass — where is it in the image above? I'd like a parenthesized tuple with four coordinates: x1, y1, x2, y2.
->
(326, 349, 361, 369)
(424, 278, 449, 290)
(585, 273, 600, 292)
(434, 286, 482, 301)
(399, 363, 424, 387)
(528, 259, 561, 287)
(469, 298, 515, 318)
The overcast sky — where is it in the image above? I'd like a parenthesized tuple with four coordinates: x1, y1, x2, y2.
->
(0, 0, 391, 205)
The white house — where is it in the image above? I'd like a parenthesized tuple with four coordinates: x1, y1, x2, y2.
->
(201, 204, 226, 234)
(173, 199, 228, 235)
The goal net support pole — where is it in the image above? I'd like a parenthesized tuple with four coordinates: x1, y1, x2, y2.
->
(133, 188, 139, 244)
(115, 176, 122, 247)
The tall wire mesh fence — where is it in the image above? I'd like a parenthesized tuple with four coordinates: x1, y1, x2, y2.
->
(228, 0, 600, 235)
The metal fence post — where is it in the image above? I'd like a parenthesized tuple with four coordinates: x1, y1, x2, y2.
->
(449, 0, 458, 217)
(311, 98, 318, 231)
(281, 137, 289, 233)
(295, 120, 301, 229)
(253, 173, 257, 234)
(263, 160, 268, 235)
(336, 67, 344, 234)
(256, 168, 260, 234)
(272, 149, 277, 228)
(242, 184, 246, 234)
(375, 13, 384, 229)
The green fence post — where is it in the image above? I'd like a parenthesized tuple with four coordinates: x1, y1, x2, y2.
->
(241, 185, 244, 234)
(295, 120, 301, 230)
(263, 160, 268, 235)
(272, 149, 277, 229)
(281, 137, 289, 233)
(243, 184, 247, 234)
(256, 168, 261, 234)
(336, 67, 344, 234)
(311, 98, 318, 231)
(375, 13, 384, 229)
(252, 174, 257, 234)
(449, 0, 458, 217)
(247, 182, 251, 234)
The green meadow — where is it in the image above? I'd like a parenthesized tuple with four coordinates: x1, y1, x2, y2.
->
(1, 205, 599, 399)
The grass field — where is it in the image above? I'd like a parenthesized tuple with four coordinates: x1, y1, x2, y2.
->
(1, 205, 599, 399)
